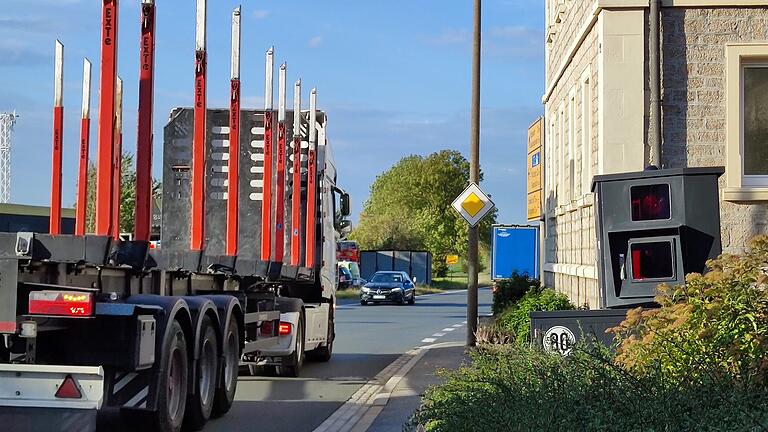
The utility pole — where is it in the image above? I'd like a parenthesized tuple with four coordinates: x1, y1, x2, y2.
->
(467, 0, 481, 347)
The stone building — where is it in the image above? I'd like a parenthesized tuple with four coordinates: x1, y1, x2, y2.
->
(541, 0, 768, 308)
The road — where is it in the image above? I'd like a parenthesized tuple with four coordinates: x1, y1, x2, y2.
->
(99, 288, 492, 432)
(206, 288, 492, 432)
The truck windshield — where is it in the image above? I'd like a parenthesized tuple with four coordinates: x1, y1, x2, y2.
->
(371, 273, 403, 283)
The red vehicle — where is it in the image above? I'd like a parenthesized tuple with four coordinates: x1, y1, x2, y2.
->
(337, 240, 360, 263)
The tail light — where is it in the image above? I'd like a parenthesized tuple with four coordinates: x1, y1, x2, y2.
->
(55, 375, 82, 399)
(29, 291, 94, 317)
(279, 322, 292, 336)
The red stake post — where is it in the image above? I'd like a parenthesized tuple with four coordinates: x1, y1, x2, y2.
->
(135, 0, 156, 242)
(260, 48, 274, 261)
(191, 0, 207, 251)
(274, 63, 287, 262)
(111, 78, 123, 240)
(305, 89, 318, 268)
(290, 80, 302, 266)
(75, 59, 92, 236)
(226, 6, 241, 256)
(95, 0, 119, 237)
(50, 40, 64, 235)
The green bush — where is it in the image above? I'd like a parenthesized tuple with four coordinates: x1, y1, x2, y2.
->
(611, 235, 768, 384)
(409, 344, 768, 432)
(491, 272, 540, 315)
(496, 287, 574, 345)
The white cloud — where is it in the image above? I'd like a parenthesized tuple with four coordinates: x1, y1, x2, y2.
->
(253, 9, 269, 19)
(308, 36, 323, 48)
(425, 29, 470, 46)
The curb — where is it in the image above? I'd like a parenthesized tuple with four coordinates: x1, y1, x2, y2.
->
(312, 341, 465, 432)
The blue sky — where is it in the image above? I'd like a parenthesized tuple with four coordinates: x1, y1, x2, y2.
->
(0, 0, 543, 225)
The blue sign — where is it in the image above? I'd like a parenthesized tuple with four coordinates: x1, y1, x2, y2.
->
(491, 225, 539, 280)
(531, 152, 541, 168)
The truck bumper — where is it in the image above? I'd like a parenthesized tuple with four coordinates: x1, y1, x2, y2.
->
(0, 364, 104, 432)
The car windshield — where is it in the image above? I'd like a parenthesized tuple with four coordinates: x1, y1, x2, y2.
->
(371, 273, 404, 283)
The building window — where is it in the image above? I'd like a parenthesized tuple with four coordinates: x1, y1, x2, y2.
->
(725, 43, 768, 201)
(743, 65, 768, 177)
(568, 94, 575, 200)
(559, 104, 565, 206)
(581, 73, 591, 196)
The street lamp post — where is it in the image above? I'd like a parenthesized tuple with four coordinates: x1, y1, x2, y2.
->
(467, 0, 481, 347)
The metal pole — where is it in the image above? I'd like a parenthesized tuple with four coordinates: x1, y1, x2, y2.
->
(261, 47, 274, 261)
(226, 6, 241, 256)
(50, 40, 64, 236)
(467, 0, 481, 347)
(191, 0, 207, 250)
(76, 58, 92, 236)
(135, 0, 156, 241)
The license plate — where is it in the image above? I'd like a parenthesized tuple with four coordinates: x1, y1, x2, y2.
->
(373, 295, 386, 300)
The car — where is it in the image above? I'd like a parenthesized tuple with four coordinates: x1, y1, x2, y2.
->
(360, 271, 416, 305)
(338, 266, 353, 290)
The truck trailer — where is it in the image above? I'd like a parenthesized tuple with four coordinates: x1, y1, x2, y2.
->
(0, 1, 349, 431)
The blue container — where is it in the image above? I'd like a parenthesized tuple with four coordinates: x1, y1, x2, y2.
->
(491, 225, 539, 280)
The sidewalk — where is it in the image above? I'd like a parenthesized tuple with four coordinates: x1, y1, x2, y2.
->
(313, 342, 469, 432)
(367, 344, 468, 432)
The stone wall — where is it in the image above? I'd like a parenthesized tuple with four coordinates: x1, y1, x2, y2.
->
(543, 1, 601, 308)
(661, 7, 768, 254)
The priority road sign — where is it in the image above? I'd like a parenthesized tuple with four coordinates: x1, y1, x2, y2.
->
(446, 255, 459, 265)
(451, 182, 495, 227)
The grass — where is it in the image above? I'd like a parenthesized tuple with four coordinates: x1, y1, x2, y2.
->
(335, 272, 492, 300)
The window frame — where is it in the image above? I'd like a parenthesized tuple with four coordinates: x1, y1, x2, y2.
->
(724, 43, 768, 201)
(581, 68, 592, 196)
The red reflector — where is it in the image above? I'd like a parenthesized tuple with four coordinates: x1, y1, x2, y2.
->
(55, 375, 82, 399)
(29, 291, 94, 317)
(279, 322, 292, 336)
(0, 321, 16, 333)
(260, 320, 273, 336)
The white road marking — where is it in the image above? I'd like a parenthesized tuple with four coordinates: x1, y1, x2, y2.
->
(461, 321, 467, 324)
(421, 338, 436, 343)
(452, 324, 462, 328)
(432, 333, 445, 337)
(442, 328, 455, 332)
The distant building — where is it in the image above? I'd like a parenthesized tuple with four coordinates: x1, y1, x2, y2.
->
(541, 1, 768, 308)
(0, 203, 76, 234)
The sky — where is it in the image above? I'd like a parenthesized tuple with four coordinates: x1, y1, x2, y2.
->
(0, 0, 544, 225)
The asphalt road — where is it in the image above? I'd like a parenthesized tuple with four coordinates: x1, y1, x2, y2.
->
(102, 288, 493, 432)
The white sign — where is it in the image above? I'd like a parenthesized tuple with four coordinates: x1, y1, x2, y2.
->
(543, 325, 575, 356)
(451, 182, 495, 227)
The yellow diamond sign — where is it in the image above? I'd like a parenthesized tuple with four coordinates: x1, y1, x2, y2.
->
(461, 193, 484, 217)
(452, 183, 495, 227)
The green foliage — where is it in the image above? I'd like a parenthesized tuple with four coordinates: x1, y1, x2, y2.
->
(409, 344, 768, 432)
(496, 287, 574, 345)
(80, 153, 161, 234)
(611, 235, 768, 385)
(349, 150, 496, 275)
(492, 272, 541, 315)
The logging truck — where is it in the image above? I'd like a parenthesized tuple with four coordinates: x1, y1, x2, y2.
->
(0, 1, 349, 431)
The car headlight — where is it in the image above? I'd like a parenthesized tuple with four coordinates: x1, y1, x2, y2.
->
(361, 287, 370, 293)
(391, 287, 402, 292)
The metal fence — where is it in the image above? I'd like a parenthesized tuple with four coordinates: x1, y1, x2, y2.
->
(360, 250, 432, 285)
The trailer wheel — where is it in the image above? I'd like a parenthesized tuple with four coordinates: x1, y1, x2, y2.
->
(154, 320, 189, 432)
(276, 313, 304, 378)
(183, 315, 219, 431)
(212, 314, 240, 417)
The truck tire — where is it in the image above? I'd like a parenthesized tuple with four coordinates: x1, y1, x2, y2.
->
(307, 316, 333, 362)
(153, 320, 189, 432)
(276, 313, 304, 378)
(212, 314, 240, 417)
(183, 315, 219, 431)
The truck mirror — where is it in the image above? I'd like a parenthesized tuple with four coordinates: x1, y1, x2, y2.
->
(341, 193, 351, 217)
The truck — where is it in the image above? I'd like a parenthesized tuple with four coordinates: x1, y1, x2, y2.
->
(0, 1, 349, 432)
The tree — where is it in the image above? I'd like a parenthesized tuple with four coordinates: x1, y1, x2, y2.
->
(80, 153, 160, 235)
(350, 150, 496, 276)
